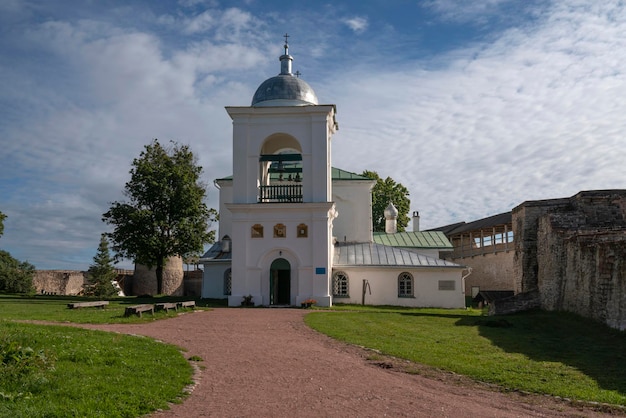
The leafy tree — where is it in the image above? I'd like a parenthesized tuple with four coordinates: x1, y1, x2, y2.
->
(103, 140, 216, 294)
(0, 212, 35, 294)
(88, 234, 118, 298)
(0, 250, 35, 294)
(0, 210, 5, 238)
(361, 170, 411, 232)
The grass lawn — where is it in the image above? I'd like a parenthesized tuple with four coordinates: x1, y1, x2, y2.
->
(305, 305, 626, 407)
(1, 322, 193, 418)
(0, 294, 224, 417)
(0, 294, 224, 324)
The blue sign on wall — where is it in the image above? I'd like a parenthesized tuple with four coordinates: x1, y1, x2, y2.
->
(315, 267, 326, 275)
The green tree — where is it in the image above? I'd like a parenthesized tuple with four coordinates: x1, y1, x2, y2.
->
(0, 210, 6, 238)
(0, 211, 35, 294)
(361, 170, 411, 232)
(0, 250, 35, 294)
(103, 139, 216, 294)
(88, 234, 118, 298)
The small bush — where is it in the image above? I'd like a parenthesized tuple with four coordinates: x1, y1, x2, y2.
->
(0, 333, 54, 401)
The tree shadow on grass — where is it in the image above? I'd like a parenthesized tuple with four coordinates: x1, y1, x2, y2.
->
(455, 309, 626, 399)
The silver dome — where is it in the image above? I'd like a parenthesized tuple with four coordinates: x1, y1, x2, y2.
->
(251, 74, 318, 107)
(251, 39, 318, 107)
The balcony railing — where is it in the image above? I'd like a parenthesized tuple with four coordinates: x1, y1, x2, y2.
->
(259, 185, 303, 203)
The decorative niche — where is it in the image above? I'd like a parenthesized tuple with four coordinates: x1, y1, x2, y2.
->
(251, 224, 264, 238)
(274, 223, 286, 238)
(297, 223, 308, 238)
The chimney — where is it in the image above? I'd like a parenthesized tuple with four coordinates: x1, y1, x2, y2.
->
(412, 211, 420, 232)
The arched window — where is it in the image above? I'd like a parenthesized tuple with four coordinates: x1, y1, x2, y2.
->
(223, 268, 232, 296)
(333, 271, 349, 297)
(398, 272, 413, 297)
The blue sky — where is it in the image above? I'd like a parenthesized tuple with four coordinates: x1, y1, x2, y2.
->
(1, 0, 625, 270)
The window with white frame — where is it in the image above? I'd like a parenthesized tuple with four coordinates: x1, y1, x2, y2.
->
(223, 268, 232, 295)
(398, 272, 414, 297)
(333, 271, 349, 297)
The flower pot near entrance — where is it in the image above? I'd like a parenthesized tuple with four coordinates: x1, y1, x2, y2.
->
(300, 299, 317, 309)
(241, 295, 254, 307)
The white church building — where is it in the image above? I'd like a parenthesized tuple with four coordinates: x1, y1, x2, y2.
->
(200, 39, 468, 308)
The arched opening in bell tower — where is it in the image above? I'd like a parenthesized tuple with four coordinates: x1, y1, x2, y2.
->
(258, 134, 304, 203)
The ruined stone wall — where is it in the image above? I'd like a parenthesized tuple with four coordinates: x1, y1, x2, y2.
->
(449, 251, 514, 296)
(512, 198, 570, 294)
(537, 220, 626, 330)
(511, 190, 626, 330)
(33, 271, 87, 295)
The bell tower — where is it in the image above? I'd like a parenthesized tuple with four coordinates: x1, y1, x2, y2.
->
(224, 37, 338, 307)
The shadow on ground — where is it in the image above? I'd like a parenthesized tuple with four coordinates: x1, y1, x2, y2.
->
(455, 309, 626, 399)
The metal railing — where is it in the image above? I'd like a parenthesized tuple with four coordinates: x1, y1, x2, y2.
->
(259, 185, 303, 203)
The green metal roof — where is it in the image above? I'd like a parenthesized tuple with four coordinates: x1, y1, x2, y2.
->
(216, 167, 370, 182)
(331, 167, 370, 180)
(373, 231, 453, 249)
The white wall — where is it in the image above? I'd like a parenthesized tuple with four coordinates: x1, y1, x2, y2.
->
(201, 262, 230, 299)
(332, 267, 465, 308)
(216, 179, 233, 239)
(226, 202, 335, 307)
(332, 180, 374, 243)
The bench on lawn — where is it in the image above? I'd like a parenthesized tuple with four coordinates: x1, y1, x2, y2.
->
(124, 304, 154, 317)
(67, 301, 109, 309)
(155, 302, 178, 313)
(178, 301, 196, 309)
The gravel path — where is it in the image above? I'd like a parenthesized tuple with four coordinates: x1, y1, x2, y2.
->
(77, 308, 621, 417)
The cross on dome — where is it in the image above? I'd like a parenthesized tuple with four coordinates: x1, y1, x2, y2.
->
(283, 32, 290, 55)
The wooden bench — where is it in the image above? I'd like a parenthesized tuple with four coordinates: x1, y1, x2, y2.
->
(179, 301, 196, 309)
(67, 301, 109, 309)
(124, 304, 154, 317)
(155, 302, 178, 313)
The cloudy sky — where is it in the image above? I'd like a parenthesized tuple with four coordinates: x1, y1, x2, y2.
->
(1, 0, 625, 270)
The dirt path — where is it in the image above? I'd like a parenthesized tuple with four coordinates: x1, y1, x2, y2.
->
(77, 308, 621, 417)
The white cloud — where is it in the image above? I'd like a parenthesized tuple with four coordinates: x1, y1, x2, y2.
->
(327, 1, 626, 228)
(0, 12, 265, 268)
(343, 16, 368, 33)
(183, 10, 215, 34)
(2, 0, 626, 268)
(422, 0, 515, 24)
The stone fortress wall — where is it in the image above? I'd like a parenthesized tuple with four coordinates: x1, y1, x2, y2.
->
(33, 264, 202, 297)
(33, 270, 88, 295)
(495, 190, 626, 331)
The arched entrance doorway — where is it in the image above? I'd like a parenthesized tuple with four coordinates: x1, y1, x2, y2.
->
(270, 258, 291, 305)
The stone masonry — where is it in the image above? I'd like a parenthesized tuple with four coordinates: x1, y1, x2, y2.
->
(494, 190, 626, 330)
(33, 270, 87, 295)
